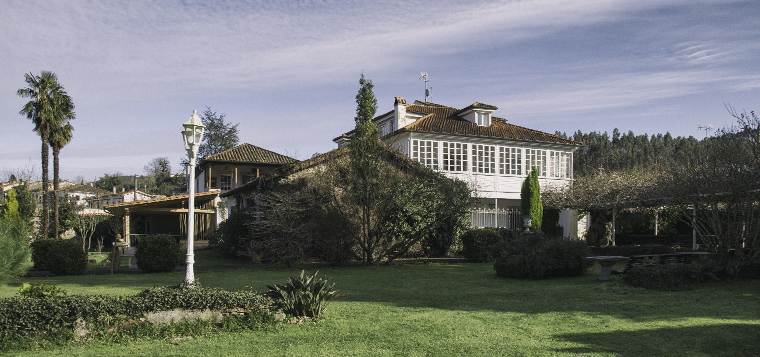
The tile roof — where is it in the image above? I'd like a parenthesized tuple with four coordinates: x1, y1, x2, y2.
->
(400, 102, 581, 145)
(402, 104, 581, 145)
(221, 140, 431, 198)
(200, 143, 298, 166)
(335, 100, 582, 146)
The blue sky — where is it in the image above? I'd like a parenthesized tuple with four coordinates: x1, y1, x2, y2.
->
(2, 0, 759, 182)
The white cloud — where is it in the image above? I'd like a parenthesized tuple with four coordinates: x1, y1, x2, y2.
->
(2, 0, 759, 179)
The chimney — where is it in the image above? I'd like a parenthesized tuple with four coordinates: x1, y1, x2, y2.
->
(113, 186, 116, 194)
(394, 97, 407, 131)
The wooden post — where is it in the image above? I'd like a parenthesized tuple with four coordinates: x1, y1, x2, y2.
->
(612, 207, 617, 246)
(123, 208, 131, 246)
(692, 206, 697, 250)
(655, 210, 659, 236)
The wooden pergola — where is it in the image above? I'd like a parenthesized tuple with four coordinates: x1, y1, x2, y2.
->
(104, 191, 219, 246)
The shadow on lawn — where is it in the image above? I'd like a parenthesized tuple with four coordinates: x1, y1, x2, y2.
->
(8, 261, 760, 327)
(553, 323, 760, 356)
(324, 264, 760, 324)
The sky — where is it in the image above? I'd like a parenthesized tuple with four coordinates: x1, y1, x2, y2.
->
(1, 0, 759, 182)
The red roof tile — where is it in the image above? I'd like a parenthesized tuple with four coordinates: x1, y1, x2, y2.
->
(335, 100, 581, 146)
(200, 143, 298, 166)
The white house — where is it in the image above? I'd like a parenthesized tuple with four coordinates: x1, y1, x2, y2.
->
(335, 97, 584, 237)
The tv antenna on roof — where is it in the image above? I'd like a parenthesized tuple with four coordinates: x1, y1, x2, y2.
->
(697, 124, 714, 138)
(419, 72, 430, 101)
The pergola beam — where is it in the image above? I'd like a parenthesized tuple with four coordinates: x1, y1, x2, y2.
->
(126, 208, 215, 214)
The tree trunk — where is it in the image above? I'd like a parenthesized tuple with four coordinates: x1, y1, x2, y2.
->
(52, 144, 60, 239)
(41, 128, 50, 239)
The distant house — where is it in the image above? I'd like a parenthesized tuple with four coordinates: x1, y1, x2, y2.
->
(195, 143, 298, 194)
(59, 184, 113, 215)
(0, 181, 22, 195)
(101, 143, 295, 246)
(335, 97, 583, 237)
(87, 189, 164, 209)
(27, 180, 77, 202)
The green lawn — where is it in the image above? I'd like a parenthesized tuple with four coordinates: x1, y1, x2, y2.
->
(2, 261, 759, 356)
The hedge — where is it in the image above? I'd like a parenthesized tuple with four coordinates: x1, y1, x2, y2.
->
(0, 284, 272, 343)
(30, 239, 87, 275)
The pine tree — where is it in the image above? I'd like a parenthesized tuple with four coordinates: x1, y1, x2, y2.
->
(15, 183, 35, 224)
(197, 107, 239, 160)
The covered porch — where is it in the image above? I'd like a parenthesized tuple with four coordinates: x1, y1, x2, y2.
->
(103, 191, 219, 247)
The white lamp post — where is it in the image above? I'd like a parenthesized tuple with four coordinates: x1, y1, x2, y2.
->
(182, 110, 205, 285)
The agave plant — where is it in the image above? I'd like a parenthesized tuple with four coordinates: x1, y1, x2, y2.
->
(265, 270, 338, 318)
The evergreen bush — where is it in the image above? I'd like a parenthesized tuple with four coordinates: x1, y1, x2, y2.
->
(460, 228, 502, 262)
(0, 218, 31, 282)
(30, 239, 87, 275)
(521, 167, 543, 231)
(621, 261, 717, 290)
(493, 231, 592, 279)
(135, 234, 183, 273)
(593, 245, 677, 257)
(0, 283, 272, 346)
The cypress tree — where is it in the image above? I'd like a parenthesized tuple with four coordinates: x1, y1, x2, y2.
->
(348, 73, 380, 263)
(520, 167, 543, 231)
(2, 189, 20, 220)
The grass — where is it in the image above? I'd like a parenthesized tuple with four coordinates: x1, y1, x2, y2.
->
(2, 257, 760, 356)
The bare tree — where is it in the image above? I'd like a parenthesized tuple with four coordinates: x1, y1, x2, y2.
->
(74, 206, 109, 252)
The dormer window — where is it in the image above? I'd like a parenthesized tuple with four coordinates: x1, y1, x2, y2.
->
(476, 112, 490, 126)
(459, 103, 497, 127)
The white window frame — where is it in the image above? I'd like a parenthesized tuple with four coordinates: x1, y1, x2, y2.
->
(443, 142, 468, 172)
(526, 148, 546, 176)
(476, 112, 490, 126)
(472, 144, 496, 174)
(412, 139, 439, 169)
(499, 147, 522, 175)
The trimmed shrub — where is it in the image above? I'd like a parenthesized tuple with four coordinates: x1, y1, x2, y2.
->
(30, 239, 87, 275)
(461, 228, 502, 262)
(0, 219, 31, 282)
(494, 232, 592, 279)
(135, 234, 183, 273)
(621, 260, 718, 290)
(0, 283, 272, 346)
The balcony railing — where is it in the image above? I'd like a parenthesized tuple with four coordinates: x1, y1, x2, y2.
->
(470, 208, 521, 229)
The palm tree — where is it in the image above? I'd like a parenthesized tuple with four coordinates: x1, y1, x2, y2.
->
(17, 71, 74, 238)
(49, 121, 74, 238)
